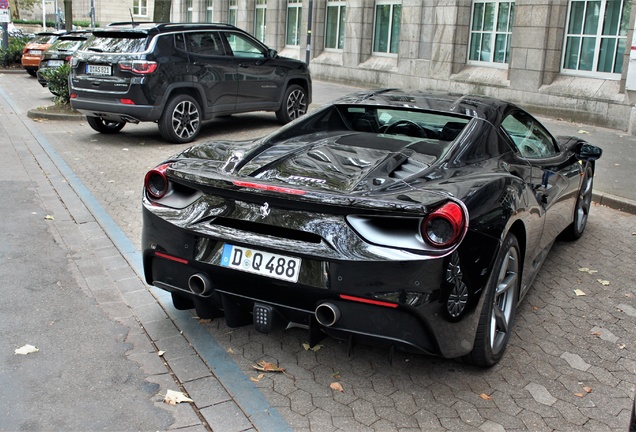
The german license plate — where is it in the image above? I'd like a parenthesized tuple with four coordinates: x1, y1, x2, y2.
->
(30, 50, 42, 55)
(86, 64, 112, 76)
(220, 244, 301, 283)
(48, 60, 64, 67)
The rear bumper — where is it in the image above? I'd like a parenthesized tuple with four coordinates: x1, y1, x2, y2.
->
(71, 96, 160, 123)
(142, 203, 487, 359)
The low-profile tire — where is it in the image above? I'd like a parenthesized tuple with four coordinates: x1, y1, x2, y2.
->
(158, 94, 202, 144)
(562, 164, 594, 241)
(86, 116, 126, 134)
(26, 69, 37, 77)
(275, 84, 308, 124)
(466, 233, 520, 367)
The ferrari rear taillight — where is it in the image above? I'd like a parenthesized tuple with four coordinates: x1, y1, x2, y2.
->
(422, 202, 467, 248)
(118, 60, 158, 74)
(144, 163, 171, 199)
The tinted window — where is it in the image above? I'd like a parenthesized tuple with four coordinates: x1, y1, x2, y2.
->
(225, 32, 266, 58)
(501, 111, 558, 158)
(185, 31, 226, 56)
(83, 32, 149, 53)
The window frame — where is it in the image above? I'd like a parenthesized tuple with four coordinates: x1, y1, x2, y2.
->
(372, 0, 402, 57)
(501, 110, 559, 159)
(205, 0, 213, 22)
(186, 0, 193, 23)
(132, 0, 148, 17)
(255, 0, 267, 43)
(324, 0, 346, 51)
(467, 0, 515, 68)
(286, 0, 303, 47)
(228, 0, 238, 26)
(561, 0, 630, 80)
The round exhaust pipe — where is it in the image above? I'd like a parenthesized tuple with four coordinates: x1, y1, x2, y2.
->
(315, 302, 341, 327)
(188, 273, 213, 296)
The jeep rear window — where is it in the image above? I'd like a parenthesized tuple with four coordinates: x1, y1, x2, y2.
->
(83, 32, 149, 53)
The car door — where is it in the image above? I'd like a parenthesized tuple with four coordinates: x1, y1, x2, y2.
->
(221, 30, 281, 111)
(501, 110, 581, 252)
(184, 31, 237, 114)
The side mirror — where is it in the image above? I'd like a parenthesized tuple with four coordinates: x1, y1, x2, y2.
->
(575, 142, 602, 161)
(268, 48, 278, 59)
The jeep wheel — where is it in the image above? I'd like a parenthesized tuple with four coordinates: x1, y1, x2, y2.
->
(87, 117, 126, 134)
(275, 84, 307, 124)
(159, 95, 202, 144)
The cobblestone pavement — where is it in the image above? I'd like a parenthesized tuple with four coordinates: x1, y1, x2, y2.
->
(5, 72, 636, 431)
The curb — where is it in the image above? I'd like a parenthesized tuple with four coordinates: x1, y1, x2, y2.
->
(27, 108, 85, 121)
(593, 191, 636, 216)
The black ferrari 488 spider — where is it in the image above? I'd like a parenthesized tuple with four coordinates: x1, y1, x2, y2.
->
(142, 89, 602, 367)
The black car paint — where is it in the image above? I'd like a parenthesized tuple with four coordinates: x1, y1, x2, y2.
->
(70, 24, 311, 124)
(141, 90, 601, 360)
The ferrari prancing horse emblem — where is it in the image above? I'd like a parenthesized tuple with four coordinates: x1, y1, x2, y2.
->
(259, 202, 270, 219)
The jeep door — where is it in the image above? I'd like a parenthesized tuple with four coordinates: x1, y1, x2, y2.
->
(184, 31, 237, 115)
(222, 31, 282, 112)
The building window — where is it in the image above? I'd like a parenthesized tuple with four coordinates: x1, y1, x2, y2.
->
(206, 0, 213, 22)
(286, 0, 302, 46)
(562, 0, 630, 77)
(325, 0, 346, 50)
(228, 0, 237, 26)
(186, 0, 193, 22)
(255, 0, 267, 42)
(132, 0, 148, 16)
(468, 1, 515, 65)
(373, 1, 401, 55)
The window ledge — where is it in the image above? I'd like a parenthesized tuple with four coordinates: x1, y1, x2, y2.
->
(279, 47, 301, 60)
(539, 75, 623, 102)
(313, 51, 344, 66)
(450, 66, 510, 88)
(358, 56, 398, 72)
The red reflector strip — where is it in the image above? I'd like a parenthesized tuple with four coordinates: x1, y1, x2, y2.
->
(233, 180, 306, 195)
(154, 251, 189, 265)
(339, 294, 398, 308)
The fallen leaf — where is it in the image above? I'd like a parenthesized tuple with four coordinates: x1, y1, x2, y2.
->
(479, 393, 493, 400)
(578, 129, 590, 134)
(532, 306, 540, 312)
(591, 331, 602, 337)
(198, 318, 212, 324)
(330, 382, 344, 392)
(597, 279, 610, 286)
(163, 390, 193, 405)
(302, 343, 311, 351)
(331, 372, 341, 379)
(250, 374, 266, 383)
(575, 393, 584, 398)
(252, 360, 285, 373)
(583, 387, 592, 393)
(15, 344, 39, 355)
(157, 350, 165, 356)
(44, 215, 54, 220)
(626, 293, 634, 299)
(574, 289, 586, 296)
(619, 344, 626, 349)
(302, 342, 324, 352)
(578, 268, 598, 274)
(227, 348, 234, 354)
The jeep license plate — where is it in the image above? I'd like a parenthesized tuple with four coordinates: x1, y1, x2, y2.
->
(86, 65, 112, 76)
(48, 60, 64, 67)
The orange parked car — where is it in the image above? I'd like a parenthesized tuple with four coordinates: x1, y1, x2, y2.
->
(21, 31, 65, 77)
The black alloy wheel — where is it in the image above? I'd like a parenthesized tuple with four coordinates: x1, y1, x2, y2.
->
(467, 233, 520, 367)
(159, 94, 202, 144)
(276, 84, 307, 124)
(86, 116, 126, 134)
(563, 164, 594, 240)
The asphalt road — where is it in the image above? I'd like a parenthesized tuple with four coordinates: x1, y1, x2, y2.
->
(2, 69, 636, 431)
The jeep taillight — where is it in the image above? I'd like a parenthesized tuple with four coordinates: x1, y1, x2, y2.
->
(118, 60, 158, 75)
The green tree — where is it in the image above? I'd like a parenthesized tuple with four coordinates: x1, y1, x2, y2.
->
(153, 0, 171, 22)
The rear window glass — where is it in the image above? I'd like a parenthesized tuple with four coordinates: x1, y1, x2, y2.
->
(51, 39, 85, 51)
(31, 34, 58, 44)
(82, 33, 149, 53)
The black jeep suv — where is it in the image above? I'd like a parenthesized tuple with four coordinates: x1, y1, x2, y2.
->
(69, 23, 312, 143)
